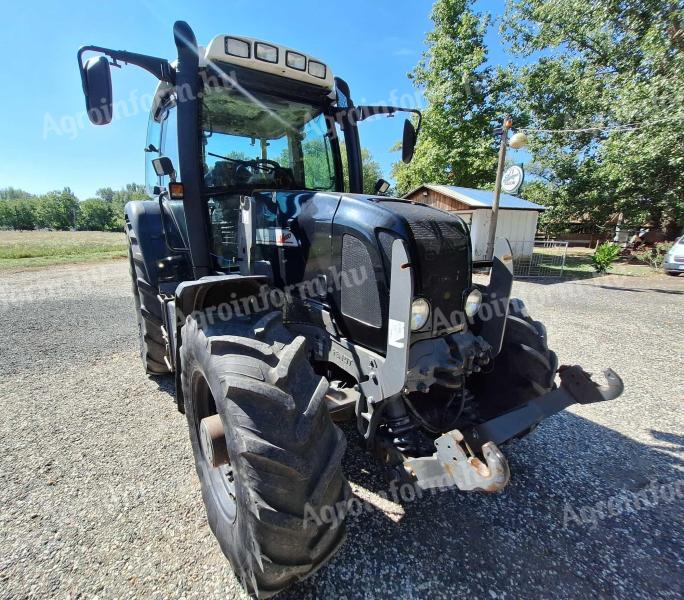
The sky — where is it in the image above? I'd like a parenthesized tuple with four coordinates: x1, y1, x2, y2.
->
(1, 0, 513, 200)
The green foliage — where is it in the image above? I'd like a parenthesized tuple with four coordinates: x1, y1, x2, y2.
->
(0, 187, 34, 201)
(392, 0, 514, 195)
(36, 188, 80, 231)
(0, 184, 146, 231)
(96, 183, 147, 230)
(360, 148, 384, 195)
(0, 199, 37, 230)
(395, 0, 683, 234)
(503, 0, 684, 235)
(77, 199, 116, 231)
(591, 242, 621, 273)
(635, 242, 674, 270)
(339, 144, 385, 194)
(299, 139, 335, 190)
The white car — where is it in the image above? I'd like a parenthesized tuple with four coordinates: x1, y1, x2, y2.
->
(664, 236, 684, 276)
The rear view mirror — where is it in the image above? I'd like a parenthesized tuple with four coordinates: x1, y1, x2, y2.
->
(402, 119, 417, 164)
(152, 156, 177, 181)
(374, 178, 391, 195)
(83, 56, 112, 125)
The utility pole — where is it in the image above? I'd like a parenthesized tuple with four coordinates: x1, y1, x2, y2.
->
(487, 115, 513, 260)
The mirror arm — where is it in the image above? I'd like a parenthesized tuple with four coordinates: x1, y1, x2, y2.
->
(77, 45, 175, 93)
(353, 105, 423, 133)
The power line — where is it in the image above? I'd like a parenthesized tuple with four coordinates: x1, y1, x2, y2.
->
(518, 114, 684, 134)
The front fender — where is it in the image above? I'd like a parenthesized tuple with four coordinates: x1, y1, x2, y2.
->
(173, 274, 269, 412)
(124, 200, 166, 289)
(474, 238, 514, 357)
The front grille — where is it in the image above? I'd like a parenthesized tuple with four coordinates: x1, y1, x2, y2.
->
(674, 256, 684, 263)
(341, 234, 381, 327)
(379, 201, 471, 335)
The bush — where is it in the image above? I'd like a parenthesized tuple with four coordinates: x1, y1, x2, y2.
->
(635, 242, 673, 270)
(77, 199, 115, 231)
(36, 189, 80, 230)
(591, 242, 621, 273)
(0, 199, 37, 230)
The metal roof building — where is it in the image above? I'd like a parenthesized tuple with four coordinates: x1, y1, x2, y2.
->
(403, 184, 546, 260)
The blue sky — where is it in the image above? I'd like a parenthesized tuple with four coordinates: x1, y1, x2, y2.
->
(1, 0, 512, 199)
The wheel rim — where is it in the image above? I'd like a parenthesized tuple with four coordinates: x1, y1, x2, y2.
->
(193, 375, 238, 523)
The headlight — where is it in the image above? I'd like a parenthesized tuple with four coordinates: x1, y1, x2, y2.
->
(286, 51, 306, 71)
(308, 60, 327, 79)
(464, 288, 482, 318)
(410, 298, 430, 331)
(225, 37, 250, 58)
(255, 42, 278, 63)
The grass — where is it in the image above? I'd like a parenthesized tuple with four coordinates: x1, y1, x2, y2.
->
(522, 246, 664, 279)
(0, 230, 127, 271)
(0, 231, 668, 279)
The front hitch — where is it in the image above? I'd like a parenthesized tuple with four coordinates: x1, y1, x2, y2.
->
(403, 366, 624, 492)
(405, 431, 510, 492)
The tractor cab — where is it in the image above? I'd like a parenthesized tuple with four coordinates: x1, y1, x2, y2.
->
(83, 29, 420, 278)
(142, 37, 344, 274)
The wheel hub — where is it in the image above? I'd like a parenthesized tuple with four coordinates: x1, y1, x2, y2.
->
(199, 414, 230, 468)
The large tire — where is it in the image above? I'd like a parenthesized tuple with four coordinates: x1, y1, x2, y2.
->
(474, 298, 558, 419)
(126, 225, 170, 374)
(180, 311, 350, 597)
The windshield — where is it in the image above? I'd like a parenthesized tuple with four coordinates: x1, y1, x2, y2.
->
(201, 85, 339, 192)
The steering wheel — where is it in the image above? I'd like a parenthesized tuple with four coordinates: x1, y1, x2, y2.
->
(250, 159, 280, 173)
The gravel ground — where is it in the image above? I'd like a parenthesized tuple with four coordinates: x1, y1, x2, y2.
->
(0, 261, 682, 599)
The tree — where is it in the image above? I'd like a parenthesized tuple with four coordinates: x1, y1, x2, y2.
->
(37, 188, 80, 230)
(340, 144, 385, 194)
(99, 183, 148, 230)
(77, 198, 116, 231)
(504, 0, 684, 236)
(360, 148, 384, 195)
(391, 0, 512, 195)
(0, 200, 37, 230)
(95, 187, 115, 203)
(0, 187, 33, 200)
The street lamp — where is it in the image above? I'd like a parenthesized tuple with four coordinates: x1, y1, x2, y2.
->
(486, 117, 528, 260)
(509, 131, 528, 150)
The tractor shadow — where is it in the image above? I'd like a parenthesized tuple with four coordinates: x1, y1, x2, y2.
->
(149, 373, 175, 396)
(147, 371, 683, 598)
(279, 413, 684, 599)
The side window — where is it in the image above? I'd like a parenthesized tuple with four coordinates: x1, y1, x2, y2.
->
(301, 113, 335, 191)
(160, 104, 179, 185)
(145, 112, 162, 194)
(336, 122, 349, 192)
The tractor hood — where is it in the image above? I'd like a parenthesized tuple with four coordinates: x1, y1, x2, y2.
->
(250, 190, 473, 354)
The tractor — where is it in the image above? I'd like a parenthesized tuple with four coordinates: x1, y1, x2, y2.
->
(77, 21, 623, 597)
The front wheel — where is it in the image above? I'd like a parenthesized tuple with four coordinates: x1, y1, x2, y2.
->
(180, 311, 349, 597)
(472, 298, 558, 420)
(126, 226, 170, 374)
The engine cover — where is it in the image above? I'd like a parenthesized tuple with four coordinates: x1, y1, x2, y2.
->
(251, 191, 472, 356)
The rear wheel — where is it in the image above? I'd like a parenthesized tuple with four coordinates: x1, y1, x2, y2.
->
(180, 311, 349, 597)
(126, 227, 170, 374)
(474, 298, 558, 419)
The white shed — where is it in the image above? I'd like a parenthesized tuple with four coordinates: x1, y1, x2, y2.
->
(403, 184, 546, 260)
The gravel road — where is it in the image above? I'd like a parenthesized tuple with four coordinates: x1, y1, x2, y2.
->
(1, 261, 682, 599)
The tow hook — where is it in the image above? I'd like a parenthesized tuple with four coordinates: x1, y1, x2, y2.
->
(404, 429, 510, 492)
(558, 365, 624, 403)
